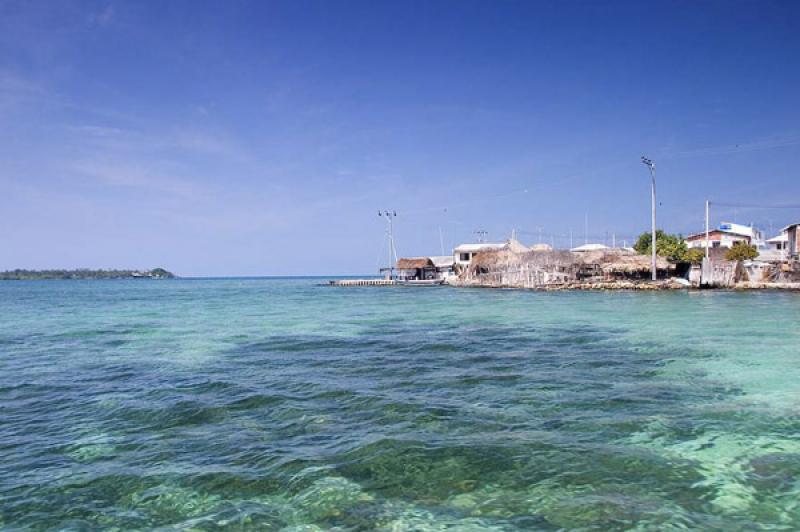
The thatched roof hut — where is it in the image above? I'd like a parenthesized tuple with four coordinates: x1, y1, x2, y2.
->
(459, 245, 674, 286)
(576, 248, 672, 274)
(396, 257, 435, 270)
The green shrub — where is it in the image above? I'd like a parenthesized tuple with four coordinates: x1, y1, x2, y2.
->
(725, 242, 759, 261)
(684, 248, 706, 264)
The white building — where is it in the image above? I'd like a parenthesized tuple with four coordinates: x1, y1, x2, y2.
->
(570, 243, 609, 252)
(686, 222, 763, 250)
(784, 223, 800, 257)
(767, 233, 788, 252)
(453, 243, 507, 266)
(395, 255, 456, 281)
(453, 239, 529, 267)
(430, 255, 456, 280)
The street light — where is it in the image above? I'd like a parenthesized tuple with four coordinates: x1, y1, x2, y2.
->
(641, 156, 657, 281)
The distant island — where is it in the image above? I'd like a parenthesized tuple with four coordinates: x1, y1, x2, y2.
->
(0, 268, 176, 280)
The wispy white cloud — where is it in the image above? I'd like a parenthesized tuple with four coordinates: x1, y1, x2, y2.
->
(61, 122, 253, 161)
(70, 159, 204, 199)
(63, 124, 128, 138)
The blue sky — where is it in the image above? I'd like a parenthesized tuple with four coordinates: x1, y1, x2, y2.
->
(1, 0, 799, 276)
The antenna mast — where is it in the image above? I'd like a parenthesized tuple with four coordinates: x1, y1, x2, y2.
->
(378, 210, 397, 279)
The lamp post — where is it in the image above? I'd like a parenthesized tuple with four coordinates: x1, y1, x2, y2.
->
(641, 156, 657, 281)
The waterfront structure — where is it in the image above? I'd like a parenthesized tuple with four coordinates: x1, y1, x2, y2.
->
(759, 232, 790, 261)
(454, 242, 507, 266)
(453, 239, 530, 267)
(686, 222, 763, 250)
(396, 258, 436, 281)
(454, 246, 673, 288)
(430, 255, 456, 280)
(784, 223, 800, 257)
(396, 255, 456, 282)
(767, 232, 789, 252)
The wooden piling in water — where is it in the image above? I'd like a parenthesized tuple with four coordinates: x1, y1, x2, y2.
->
(329, 279, 396, 286)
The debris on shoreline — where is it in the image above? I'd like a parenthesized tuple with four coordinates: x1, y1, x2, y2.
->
(446, 240, 800, 291)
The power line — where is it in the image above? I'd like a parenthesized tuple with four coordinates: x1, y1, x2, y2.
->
(711, 201, 800, 209)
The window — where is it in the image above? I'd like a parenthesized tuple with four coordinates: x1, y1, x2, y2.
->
(460, 253, 470, 261)
(712, 242, 721, 248)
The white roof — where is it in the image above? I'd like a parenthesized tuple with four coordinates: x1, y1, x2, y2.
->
(429, 255, 455, 267)
(718, 222, 755, 237)
(570, 243, 609, 252)
(780, 222, 800, 232)
(767, 233, 788, 243)
(453, 242, 506, 253)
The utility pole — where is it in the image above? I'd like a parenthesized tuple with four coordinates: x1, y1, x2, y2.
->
(474, 229, 488, 243)
(378, 210, 397, 279)
(569, 229, 573, 249)
(705, 200, 710, 259)
(641, 156, 657, 281)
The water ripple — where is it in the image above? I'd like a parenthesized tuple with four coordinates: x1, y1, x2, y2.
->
(1, 279, 799, 529)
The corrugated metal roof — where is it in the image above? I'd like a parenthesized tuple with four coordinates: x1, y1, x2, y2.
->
(429, 256, 455, 268)
(570, 243, 609, 252)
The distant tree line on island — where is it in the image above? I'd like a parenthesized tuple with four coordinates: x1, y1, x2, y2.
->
(0, 268, 176, 280)
(633, 231, 758, 263)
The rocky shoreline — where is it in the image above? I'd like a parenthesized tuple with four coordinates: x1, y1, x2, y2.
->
(450, 279, 682, 291)
(449, 279, 800, 291)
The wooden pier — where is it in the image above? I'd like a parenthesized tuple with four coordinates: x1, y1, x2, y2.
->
(329, 279, 396, 286)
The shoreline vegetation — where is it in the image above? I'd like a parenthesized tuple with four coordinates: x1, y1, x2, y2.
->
(0, 268, 175, 280)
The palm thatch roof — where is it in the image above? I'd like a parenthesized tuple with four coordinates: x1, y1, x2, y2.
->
(468, 249, 519, 270)
(575, 248, 672, 272)
(463, 247, 673, 279)
(396, 257, 434, 270)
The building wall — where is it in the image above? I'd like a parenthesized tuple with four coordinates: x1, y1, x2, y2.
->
(454, 252, 473, 266)
(790, 226, 800, 256)
(687, 232, 749, 249)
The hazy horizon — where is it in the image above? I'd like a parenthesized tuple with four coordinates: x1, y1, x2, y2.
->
(2, 0, 799, 276)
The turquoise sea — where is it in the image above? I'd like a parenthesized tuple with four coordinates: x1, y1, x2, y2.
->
(1, 278, 799, 530)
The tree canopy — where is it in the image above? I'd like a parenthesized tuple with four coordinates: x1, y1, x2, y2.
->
(684, 248, 706, 264)
(725, 242, 759, 261)
(0, 268, 175, 280)
(633, 230, 688, 262)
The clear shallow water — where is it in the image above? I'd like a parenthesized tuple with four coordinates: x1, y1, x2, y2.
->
(1, 278, 799, 530)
